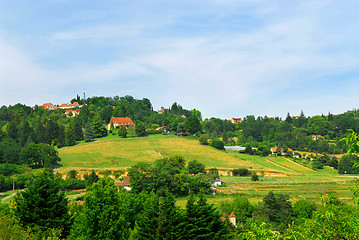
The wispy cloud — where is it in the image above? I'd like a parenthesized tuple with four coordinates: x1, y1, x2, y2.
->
(0, 0, 358, 118)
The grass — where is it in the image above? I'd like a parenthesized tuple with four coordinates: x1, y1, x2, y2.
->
(58, 134, 255, 173)
(57, 134, 357, 208)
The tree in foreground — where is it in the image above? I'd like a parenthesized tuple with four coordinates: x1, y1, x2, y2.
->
(118, 126, 127, 138)
(13, 170, 72, 238)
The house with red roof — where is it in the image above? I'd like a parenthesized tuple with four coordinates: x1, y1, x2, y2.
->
(270, 146, 294, 155)
(108, 117, 135, 130)
(65, 109, 81, 117)
(231, 118, 242, 123)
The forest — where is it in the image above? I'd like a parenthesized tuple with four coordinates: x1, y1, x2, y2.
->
(1, 95, 359, 239)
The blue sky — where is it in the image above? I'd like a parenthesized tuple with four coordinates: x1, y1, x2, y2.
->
(0, 0, 358, 119)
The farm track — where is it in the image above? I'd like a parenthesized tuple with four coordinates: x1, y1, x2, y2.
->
(265, 159, 295, 172)
(285, 158, 316, 172)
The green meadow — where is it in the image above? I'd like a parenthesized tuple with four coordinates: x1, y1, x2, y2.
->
(57, 134, 357, 205)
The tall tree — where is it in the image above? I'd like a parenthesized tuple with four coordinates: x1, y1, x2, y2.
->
(14, 170, 72, 237)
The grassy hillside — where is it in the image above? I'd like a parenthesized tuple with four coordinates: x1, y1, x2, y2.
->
(58, 134, 255, 171)
(59, 134, 336, 176)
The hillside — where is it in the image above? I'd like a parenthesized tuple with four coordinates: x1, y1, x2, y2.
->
(58, 134, 335, 176)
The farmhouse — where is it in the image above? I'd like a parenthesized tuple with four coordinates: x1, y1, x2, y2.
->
(108, 117, 135, 130)
(231, 118, 242, 123)
(270, 146, 294, 155)
(65, 109, 81, 117)
(312, 135, 325, 141)
(115, 176, 131, 190)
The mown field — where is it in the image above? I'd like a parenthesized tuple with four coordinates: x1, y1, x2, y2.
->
(56, 134, 358, 205)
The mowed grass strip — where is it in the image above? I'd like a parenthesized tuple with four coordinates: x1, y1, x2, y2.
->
(59, 135, 255, 170)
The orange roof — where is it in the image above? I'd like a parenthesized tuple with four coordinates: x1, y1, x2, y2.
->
(109, 117, 135, 126)
(76, 200, 84, 205)
(271, 146, 293, 153)
(42, 103, 52, 109)
(229, 212, 236, 218)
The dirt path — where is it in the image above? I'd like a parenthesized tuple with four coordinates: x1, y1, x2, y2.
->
(1, 189, 25, 202)
(265, 159, 295, 172)
(285, 158, 316, 172)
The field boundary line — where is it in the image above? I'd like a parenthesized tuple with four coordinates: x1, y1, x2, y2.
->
(265, 159, 295, 172)
(285, 158, 316, 172)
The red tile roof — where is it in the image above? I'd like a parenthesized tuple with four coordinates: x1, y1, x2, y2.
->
(229, 212, 236, 218)
(109, 117, 135, 126)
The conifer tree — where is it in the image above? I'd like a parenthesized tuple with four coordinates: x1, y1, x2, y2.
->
(180, 195, 230, 240)
(14, 170, 72, 237)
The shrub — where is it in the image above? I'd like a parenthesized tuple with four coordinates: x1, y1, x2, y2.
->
(198, 134, 209, 145)
(251, 172, 259, 181)
(232, 168, 251, 176)
(211, 139, 224, 150)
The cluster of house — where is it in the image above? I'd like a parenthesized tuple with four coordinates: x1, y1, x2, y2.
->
(34, 102, 83, 117)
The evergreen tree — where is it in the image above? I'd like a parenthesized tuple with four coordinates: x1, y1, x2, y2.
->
(65, 125, 76, 146)
(14, 170, 72, 237)
(180, 195, 230, 240)
(118, 126, 127, 138)
(92, 115, 108, 138)
(83, 122, 95, 142)
(73, 119, 83, 141)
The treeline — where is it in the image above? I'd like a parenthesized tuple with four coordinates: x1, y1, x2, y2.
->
(0, 171, 232, 240)
(202, 110, 359, 154)
(2, 170, 359, 239)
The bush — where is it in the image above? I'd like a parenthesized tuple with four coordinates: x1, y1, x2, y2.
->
(198, 134, 209, 145)
(188, 160, 205, 174)
(211, 139, 224, 150)
(312, 160, 324, 169)
(232, 168, 251, 176)
(251, 172, 259, 181)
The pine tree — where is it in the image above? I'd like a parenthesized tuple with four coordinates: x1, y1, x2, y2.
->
(92, 115, 108, 138)
(83, 122, 95, 142)
(14, 170, 72, 237)
(180, 195, 230, 240)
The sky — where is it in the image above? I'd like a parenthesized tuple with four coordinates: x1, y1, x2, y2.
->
(0, 0, 358, 119)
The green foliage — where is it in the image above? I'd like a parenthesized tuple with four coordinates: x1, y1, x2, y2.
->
(232, 168, 251, 176)
(208, 168, 219, 180)
(92, 115, 108, 138)
(292, 198, 317, 220)
(251, 172, 259, 181)
(338, 154, 359, 174)
(20, 143, 61, 168)
(14, 170, 72, 237)
(118, 126, 127, 138)
(198, 134, 209, 145)
(70, 178, 133, 239)
(83, 122, 95, 142)
(67, 170, 78, 179)
(211, 139, 224, 150)
(262, 191, 292, 224)
(128, 155, 211, 196)
(312, 160, 324, 169)
(188, 160, 205, 174)
(0, 210, 36, 239)
(135, 122, 147, 137)
(184, 114, 202, 135)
